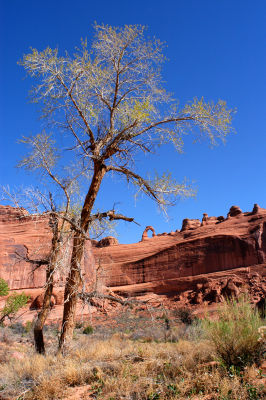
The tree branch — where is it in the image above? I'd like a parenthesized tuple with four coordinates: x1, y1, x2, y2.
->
(90, 209, 140, 225)
(106, 165, 159, 202)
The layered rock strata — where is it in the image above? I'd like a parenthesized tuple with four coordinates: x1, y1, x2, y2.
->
(0, 204, 265, 308)
(0, 206, 95, 292)
(92, 205, 266, 302)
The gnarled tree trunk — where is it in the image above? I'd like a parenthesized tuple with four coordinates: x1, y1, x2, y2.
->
(58, 163, 106, 353)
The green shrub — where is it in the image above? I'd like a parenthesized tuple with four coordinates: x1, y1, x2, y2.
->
(83, 325, 94, 335)
(0, 279, 9, 297)
(0, 292, 29, 324)
(203, 295, 265, 370)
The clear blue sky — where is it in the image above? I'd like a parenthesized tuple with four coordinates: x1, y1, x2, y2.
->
(1, 0, 266, 243)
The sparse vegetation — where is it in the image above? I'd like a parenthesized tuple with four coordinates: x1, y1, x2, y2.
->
(174, 307, 194, 325)
(203, 295, 265, 370)
(0, 298, 264, 399)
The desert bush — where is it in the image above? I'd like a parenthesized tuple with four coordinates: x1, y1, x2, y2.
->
(174, 307, 194, 325)
(0, 292, 29, 324)
(0, 279, 29, 325)
(24, 320, 33, 333)
(0, 278, 9, 297)
(203, 295, 265, 370)
(75, 320, 84, 329)
(83, 324, 94, 335)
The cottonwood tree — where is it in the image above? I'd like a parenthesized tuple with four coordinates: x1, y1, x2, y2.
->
(19, 24, 234, 352)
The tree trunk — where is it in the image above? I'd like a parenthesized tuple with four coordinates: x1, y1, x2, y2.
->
(58, 163, 106, 353)
(58, 233, 85, 352)
(34, 270, 54, 354)
(34, 213, 60, 354)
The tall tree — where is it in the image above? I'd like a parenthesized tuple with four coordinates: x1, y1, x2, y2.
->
(20, 24, 234, 352)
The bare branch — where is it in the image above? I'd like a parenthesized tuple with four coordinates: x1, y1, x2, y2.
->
(90, 209, 140, 225)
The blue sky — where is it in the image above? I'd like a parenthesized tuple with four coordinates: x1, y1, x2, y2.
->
(1, 0, 266, 243)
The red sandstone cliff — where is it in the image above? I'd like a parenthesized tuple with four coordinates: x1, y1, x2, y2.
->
(0, 204, 265, 307)
(92, 205, 266, 303)
(0, 206, 95, 291)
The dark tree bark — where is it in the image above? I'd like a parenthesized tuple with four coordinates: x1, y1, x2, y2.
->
(34, 213, 60, 354)
(58, 163, 106, 352)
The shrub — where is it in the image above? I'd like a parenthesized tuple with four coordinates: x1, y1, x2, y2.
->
(175, 307, 194, 325)
(0, 292, 29, 324)
(83, 325, 94, 335)
(0, 279, 9, 297)
(203, 295, 265, 370)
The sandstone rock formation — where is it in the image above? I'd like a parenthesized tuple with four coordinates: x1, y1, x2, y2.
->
(94, 236, 119, 248)
(93, 204, 266, 305)
(0, 205, 95, 295)
(201, 213, 221, 226)
(141, 226, 156, 241)
(181, 218, 201, 231)
(0, 204, 265, 312)
(227, 205, 242, 217)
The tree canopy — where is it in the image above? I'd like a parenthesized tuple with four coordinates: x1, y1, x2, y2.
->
(20, 24, 234, 218)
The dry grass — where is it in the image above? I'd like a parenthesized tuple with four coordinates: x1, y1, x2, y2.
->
(0, 333, 264, 400)
(0, 299, 264, 400)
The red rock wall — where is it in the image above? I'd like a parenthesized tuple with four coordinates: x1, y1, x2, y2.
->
(0, 206, 95, 290)
(106, 235, 259, 288)
(93, 208, 266, 295)
(1, 205, 266, 297)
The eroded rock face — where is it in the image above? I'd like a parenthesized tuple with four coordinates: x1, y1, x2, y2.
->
(1, 204, 266, 309)
(93, 204, 266, 301)
(0, 205, 95, 290)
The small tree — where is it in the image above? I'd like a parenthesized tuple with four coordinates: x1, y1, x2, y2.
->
(19, 24, 234, 352)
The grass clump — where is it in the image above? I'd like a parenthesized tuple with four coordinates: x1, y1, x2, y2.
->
(203, 295, 265, 370)
(83, 324, 94, 335)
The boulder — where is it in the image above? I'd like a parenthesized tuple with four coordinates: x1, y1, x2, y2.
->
(96, 236, 119, 247)
(181, 218, 201, 231)
(227, 205, 242, 218)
